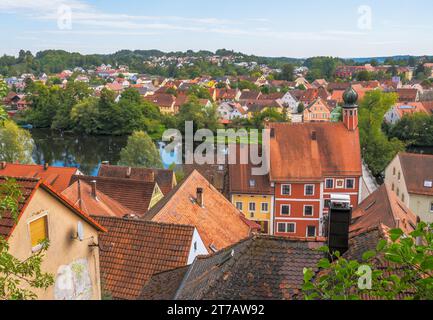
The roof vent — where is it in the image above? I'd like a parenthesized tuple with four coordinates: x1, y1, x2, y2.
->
(311, 131, 317, 141)
(90, 180, 98, 200)
(196, 188, 204, 208)
(43, 163, 49, 170)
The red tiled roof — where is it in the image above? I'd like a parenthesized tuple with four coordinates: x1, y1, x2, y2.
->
(97, 165, 175, 195)
(399, 152, 433, 196)
(0, 176, 105, 239)
(268, 122, 362, 182)
(396, 88, 419, 102)
(62, 180, 135, 218)
(70, 175, 159, 216)
(143, 170, 258, 252)
(350, 184, 417, 236)
(93, 216, 195, 300)
(0, 163, 77, 192)
(144, 93, 175, 107)
(394, 102, 427, 118)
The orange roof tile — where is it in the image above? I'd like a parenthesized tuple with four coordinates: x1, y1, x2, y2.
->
(143, 170, 257, 252)
(268, 122, 362, 182)
(62, 180, 135, 218)
(93, 216, 195, 300)
(0, 163, 77, 192)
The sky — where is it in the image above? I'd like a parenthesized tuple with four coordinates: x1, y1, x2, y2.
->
(1, 0, 433, 58)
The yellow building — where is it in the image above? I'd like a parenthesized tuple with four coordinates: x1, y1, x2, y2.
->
(2, 177, 106, 300)
(228, 149, 274, 234)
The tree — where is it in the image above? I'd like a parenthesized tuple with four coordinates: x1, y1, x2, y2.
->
(176, 96, 221, 134)
(359, 91, 405, 176)
(0, 120, 34, 163)
(118, 131, 162, 168)
(187, 85, 212, 100)
(303, 222, 433, 300)
(278, 64, 295, 81)
(0, 178, 54, 300)
(387, 113, 433, 147)
(297, 102, 305, 113)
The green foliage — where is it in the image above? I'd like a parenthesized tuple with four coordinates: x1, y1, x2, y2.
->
(359, 90, 405, 176)
(187, 85, 212, 100)
(236, 80, 259, 91)
(303, 222, 433, 300)
(0, 179, 54, 300)
(387, 113, 433, 147)
(277, 64, 295, 81)
(118, 131, 163, 168)
(304, 57, 345, 81)
(0, 120, 34, 163)
(176, 96, 221, 134)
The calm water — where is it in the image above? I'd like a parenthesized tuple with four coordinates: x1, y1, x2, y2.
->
(30, 129, 178, 176)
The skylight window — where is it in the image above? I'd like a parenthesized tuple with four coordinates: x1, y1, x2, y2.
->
(424, 180, 433, 188)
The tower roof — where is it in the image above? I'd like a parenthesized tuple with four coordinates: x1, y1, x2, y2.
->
(343, 86, 359, 109)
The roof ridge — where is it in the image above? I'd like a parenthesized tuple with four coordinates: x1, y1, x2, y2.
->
(93, 215, 196, 231)
(0, 175, 40, 182)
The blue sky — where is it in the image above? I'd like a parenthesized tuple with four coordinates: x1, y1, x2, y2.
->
(1, 0, 433, 58)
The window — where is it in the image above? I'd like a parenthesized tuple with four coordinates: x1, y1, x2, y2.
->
(430, 202, 433, 212)
(249, 179, 256, 188)
(277, 223, 296, 233)
(249, 202, 256, 212)
(236, 202, 243, 211)
(281, 184, 291, 195)
(325, 179, 334, 189)
(261, 203, 269, 212)
(324, 199, 331, 209)
(393, 167, 396, 176)
(29, 216, 48, 250)
(304, 205, 314, 216)
(424, 180, 433, 188)
(398, 172, 401, 180)
(194, 241, 197, 251)
(401, 194, 405, 202)
(305, 184, 315, 196)
(396, 188, 400, 197)
(281, 205, 291, 215)
(307, 226, 316, 237)
(346, 179, 355, 189)
(392, 183, 395, 191)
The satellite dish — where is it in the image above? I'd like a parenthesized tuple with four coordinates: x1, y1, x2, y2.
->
(77, 221, 84, 241)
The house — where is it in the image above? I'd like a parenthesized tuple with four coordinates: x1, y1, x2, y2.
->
(302, 98, 331, 123)
(396, 88, 419, 102)
(423, 63, 433, 78)
(384, 102, 427, 124)
(275, 91, 300, 113)
(268, 86, 362, 238)
(239, 90, 261, 101)
(214, 88, 240, 101)
(350, 183, 417, 236)
(243, 99, 285, 117)
(182, 163, 227, 194)
(312, 79, 328, 88)
(70, 175, 164, 217)
(0, 177, 106, 300)
(62, 180, 135, 217)
(105, 82, 124, 94)
(385, 152, 433, 223)
(298, 88, 319, 105)
(93, 216, 207, 300)
(0, 163, 79, 193)
(142, 170, 259, 253)
(97, 164, 176, 195)
(421, 101, 433, 115)
(217, 102, 248, 121)
(228, 145, 274, 234)
(335, 64, 375, 78)
(144, 93, 176, 114)
(294, 76, 310, 88)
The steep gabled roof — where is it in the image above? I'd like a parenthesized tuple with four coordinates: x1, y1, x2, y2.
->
(350, 184, 417, 236)
(93, 216, 195, 300)
(0, 176, 105, 239)
(70, 175, 159, 216)
(143, 170, 258, 252)
(97, 164, 175, 195)
(62, 180, 134, 218)
(140, 235, 326, 300)
(268, 122, 362, 182)
(0, 163, 78, 192)
(399, 152, 433, 196)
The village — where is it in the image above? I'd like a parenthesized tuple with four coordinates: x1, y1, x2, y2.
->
(1, 48, 433, 301)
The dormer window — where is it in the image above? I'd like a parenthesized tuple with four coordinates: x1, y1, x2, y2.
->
(249, 179, 256, 188)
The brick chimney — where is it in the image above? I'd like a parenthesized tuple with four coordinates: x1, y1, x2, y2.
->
(196, 188, 204, 207)
(43, 163, 49, 170)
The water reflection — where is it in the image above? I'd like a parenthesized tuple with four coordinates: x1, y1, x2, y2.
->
(31, 129, 176, 176)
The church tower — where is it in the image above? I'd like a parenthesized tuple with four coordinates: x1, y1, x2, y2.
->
(342, 86, 359, 131)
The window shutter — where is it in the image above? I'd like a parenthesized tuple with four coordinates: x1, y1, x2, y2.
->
(30, 217, 48, 248)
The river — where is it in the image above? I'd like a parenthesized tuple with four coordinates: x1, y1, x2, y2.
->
(30, 129, 179, 176)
